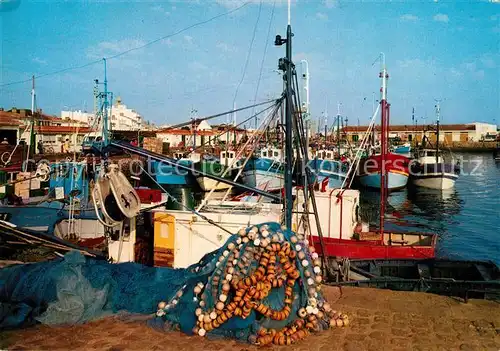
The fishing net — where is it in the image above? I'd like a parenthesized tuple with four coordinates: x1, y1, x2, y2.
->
(150, 222, 348, 345)
(0, 222, 348, 345)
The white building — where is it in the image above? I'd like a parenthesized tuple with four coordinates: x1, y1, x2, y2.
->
(109, 97, 143, 131)
(467, 122, 498, 141)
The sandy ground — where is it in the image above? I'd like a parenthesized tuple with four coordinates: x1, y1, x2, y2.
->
(1, 286, 499, 351)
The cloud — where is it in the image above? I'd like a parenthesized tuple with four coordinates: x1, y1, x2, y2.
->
(480, 53, 497, 69)
(400, 14, 418, 22)
(433, 13, 449, 23)
(324, 0, 337, 8)
(32, 57, 47, 65)
(163, 38, 174, 47)
(215, 0, 291, 8)
(87, 39, 147, 59)
(150, 5, 170, 16)
(216, 42, 237, 53)
(184, 35, 193, 44)
(316, 12, 328, 20)
(461, 61, 486, 80)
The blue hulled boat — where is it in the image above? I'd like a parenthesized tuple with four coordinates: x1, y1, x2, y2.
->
(242, 148, 284, 192)
(308, 149, 348, 188)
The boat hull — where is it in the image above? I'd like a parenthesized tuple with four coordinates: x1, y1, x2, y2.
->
(358, 171, 408, 191)
(312, 235, 436, 260)
(308, 159, 347, 188)
(410, 162, 460, 189)
(243, 157, 284, 192)
(394, 145, 411, 154)
(196, 176, 232, 191)
(357, 153, 410, 191)
(242, 170, 284, 192)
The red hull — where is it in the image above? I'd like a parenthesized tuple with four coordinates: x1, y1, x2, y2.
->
(358, 153, 410, 176)
(311, 236, 436, 260)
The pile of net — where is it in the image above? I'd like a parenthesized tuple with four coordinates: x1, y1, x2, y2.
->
(0, 222, 348, 345)
(151, 222, 349, 345)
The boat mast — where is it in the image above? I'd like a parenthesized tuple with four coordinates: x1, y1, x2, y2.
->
(435, 99, 441, 163)
(379, 53, 388, 240)
(275, 0, 294, 229)
(337, 103, 341, 158)
(25, 75, 36, 172)
(301, 59, 310, 205)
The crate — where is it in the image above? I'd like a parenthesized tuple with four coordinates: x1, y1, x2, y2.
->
(143, 137, 163, 154)
(135, 188, 162, 204)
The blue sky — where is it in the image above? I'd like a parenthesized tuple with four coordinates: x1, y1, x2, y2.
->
(0, 0, 498, 128)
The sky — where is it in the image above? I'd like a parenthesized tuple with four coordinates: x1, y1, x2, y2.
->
(0, 0, 499, 129)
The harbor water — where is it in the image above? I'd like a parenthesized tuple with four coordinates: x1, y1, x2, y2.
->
(360, 152, 500, 265)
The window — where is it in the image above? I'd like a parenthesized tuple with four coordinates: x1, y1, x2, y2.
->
(352, 134, 359, 142)
(262, 151, 268, 157)
(274, 151, 279, 157)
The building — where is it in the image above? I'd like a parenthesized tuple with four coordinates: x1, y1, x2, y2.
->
(109, 97, 143, 131)
(61, 110, 95, 125)
(343, 122, 498, 144)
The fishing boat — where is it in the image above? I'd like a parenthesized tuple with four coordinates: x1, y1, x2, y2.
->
(308, 148, 349, 189)
(194, 151, 236, 192)
(410, 103, 460, 190)
(358, 153, 410, 191)
(392, 142, 411, 154)
(242, 147, 284, 192)
(337, 258, 500, 301)
(357, 64, 410, 191)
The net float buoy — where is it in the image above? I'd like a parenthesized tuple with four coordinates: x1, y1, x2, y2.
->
(195, 308, 202, 316)
(219, 294, 228, 302)
(304, 269, 311, 277)
(307, 278, 314, 286)
(194, 286, 202, 294)
(290, 235, 298, 243)
(313, 259, 321, 266)
(199, 300, 206, 307)
(227, 267, 235, 274)
(228, 243, 235, 250)
(225, 274, 233, 281)
(254, 238, 261, 246)
(198, 328, 206, 337)
(260, 239, 268, 247)
(248, 232, 256, 240)
(236, 237, 242, 244)
(311, 252, 319, 260)
(298, 308, 307, 318)
(298, 251, 306, 260)
(261, 230, 269, 238)
(306, 305, 314, 314)
(295, 244, 302, 251)
(336, 319, 344, 327)
(243, 237, 249, 243)
(171, 299, 178, 306)
(216, 301, 224, 310)
(272, 234, 279, 242)
(315, 275, 322, 283)
(198, 314, 205, 322)
(176, 290, 183, 298)
(203, 314, 212, 323)
(312, 307, 319, 315)
(223, 250, 229, 257)
(313, 266, 321, 274)
(158, 301, 166, 309)
(209, 311, 217, 320)
(238, 229, 246, 236)
(323, 302, 331, 312)
(302, 259, 309, 267)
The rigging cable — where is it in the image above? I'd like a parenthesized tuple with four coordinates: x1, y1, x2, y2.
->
(231, 0, 263, 110)
(251, 0, 276, 128)
(0, 2, 251, 88)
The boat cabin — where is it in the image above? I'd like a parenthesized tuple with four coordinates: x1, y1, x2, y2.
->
(315, 149, 335, 160)
(220, 150, 236, 167)
(260, 148, 282, 162)
(416, 149, 443, 164)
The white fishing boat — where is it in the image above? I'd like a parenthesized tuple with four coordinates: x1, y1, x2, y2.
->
(410, 149, 459, 189)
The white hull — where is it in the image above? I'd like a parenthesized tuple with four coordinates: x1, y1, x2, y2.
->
(411, 174, 457, 190)
(242, 170, 284, 191)
(196, 176, 232, 191)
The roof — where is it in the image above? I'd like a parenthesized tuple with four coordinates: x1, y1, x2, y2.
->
(157, 128, 215, 136)
(35, 126, 92, 134)
(343, 124, 476, 133)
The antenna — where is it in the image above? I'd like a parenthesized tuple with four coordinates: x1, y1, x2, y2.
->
(287, 0, 291, 25)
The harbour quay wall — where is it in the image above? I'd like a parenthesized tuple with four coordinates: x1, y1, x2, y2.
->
(442, 141, 498, 152)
